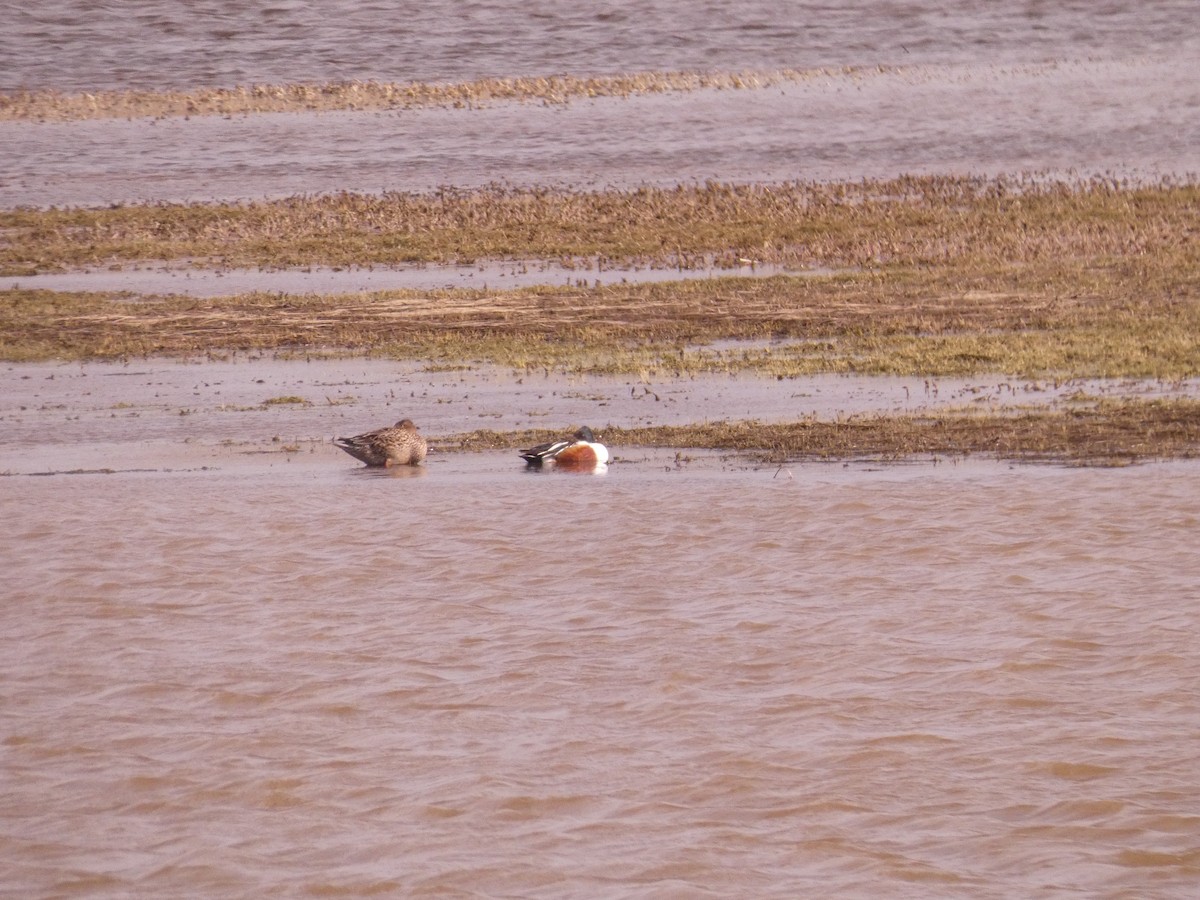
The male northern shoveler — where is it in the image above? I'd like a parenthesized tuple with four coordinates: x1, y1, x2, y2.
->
(519, 425, 609, 470)
(334, 418, 428, 467)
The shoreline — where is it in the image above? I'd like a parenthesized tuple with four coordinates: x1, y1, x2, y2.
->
(4, 172, 1196, 466)
(3, 355, 1198, 468)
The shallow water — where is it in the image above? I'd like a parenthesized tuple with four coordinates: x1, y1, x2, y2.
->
(3, 0, 1197, 93)
(4, 441, 1199, 897)
(2, 260, 799, 298)
(4, 1, 1198, 212)
(4, 361, 1200, 897)
(6, 56, 1199, 209)
(4, 357, 1196, 475)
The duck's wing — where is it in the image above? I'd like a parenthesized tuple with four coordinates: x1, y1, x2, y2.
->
(519, 438, 570, 465)
(334, 427, 390, 465)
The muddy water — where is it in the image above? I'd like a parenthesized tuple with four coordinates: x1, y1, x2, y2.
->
(3, 359, 1200, 897)
(6, 4, 1200, 895)
(4, 446, 1200, 898)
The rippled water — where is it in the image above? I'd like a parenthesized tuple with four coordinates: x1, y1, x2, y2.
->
(4, 2, 1200, 209)
(4, 0, 1196, 93)
(6, 55, 1200, 210)
(4, 450, 1199, 897)
(3, 360, 1200, 896)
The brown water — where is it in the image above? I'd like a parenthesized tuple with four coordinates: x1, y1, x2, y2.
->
(4, 447, 1199, 898)
(3, 360, 1200, 897)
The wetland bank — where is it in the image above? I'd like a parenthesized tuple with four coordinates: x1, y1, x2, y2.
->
(4, 175, 1199, 465)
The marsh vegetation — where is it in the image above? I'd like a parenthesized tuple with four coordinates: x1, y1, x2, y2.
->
(3, 175, 1197, 461)
(442, 399, 1200, 466)
(0, 69, 889, 122)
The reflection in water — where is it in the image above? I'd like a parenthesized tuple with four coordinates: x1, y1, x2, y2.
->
(349, 463, 428, 479)
(521, 462, 608, 476)
(3, 457, 1198, 896)
(4, 358, 1196, 478)
(5, 4, 1200, 894)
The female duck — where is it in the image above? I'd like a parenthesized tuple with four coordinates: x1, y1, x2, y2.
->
(335, 418, 428, 467)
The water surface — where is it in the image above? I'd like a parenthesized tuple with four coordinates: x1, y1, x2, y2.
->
(5, 0, 1196, 93)
(4, 451, 1199, 897)
(5, 57, 1198, 209)
(4, 358, 1196, 474)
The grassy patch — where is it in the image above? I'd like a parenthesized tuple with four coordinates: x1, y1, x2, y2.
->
(3, 176, 1196, 275)
(0, 68, 894, 123)
(2, 269, 1196, 378)
(1, 177, 1196, 380)
(443, 398, 1200, 465)
(263, 395, 309, 405)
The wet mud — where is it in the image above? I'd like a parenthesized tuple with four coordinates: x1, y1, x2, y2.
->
(3, 356, 1196, 476)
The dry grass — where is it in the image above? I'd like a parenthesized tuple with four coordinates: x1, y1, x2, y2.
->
(0, 68, 886, 122)
(444, 399, 1200, 465)
(4, 176, 1196, 275)
(2, 269, 1197, 378)
(1, 176, 1197, 380)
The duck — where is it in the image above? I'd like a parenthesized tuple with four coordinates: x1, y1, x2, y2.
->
(519, 425, 609, 470)
(334, 418, 428, 467)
